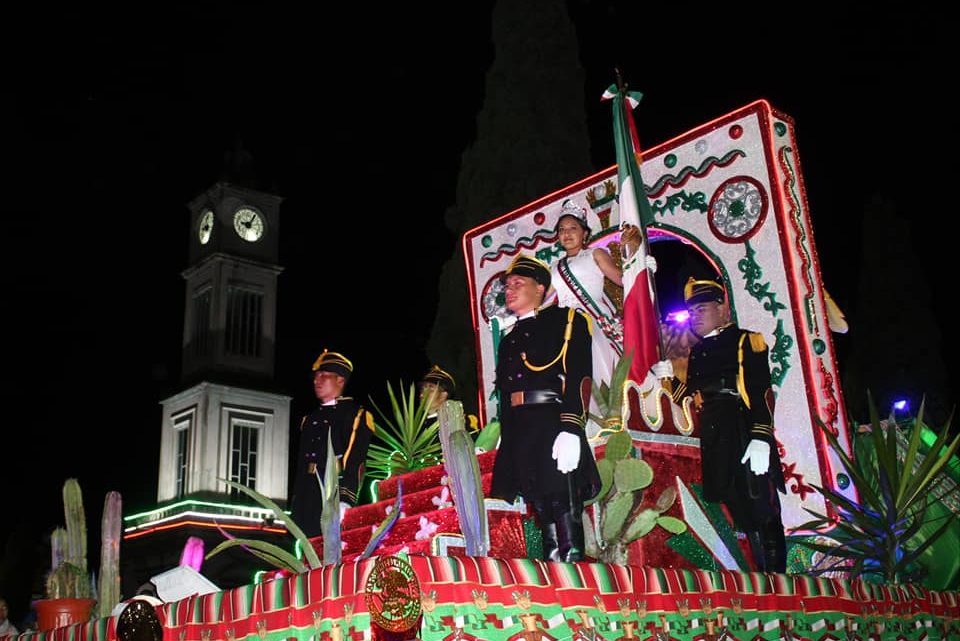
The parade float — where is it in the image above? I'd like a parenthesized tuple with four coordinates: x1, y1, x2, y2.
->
(5, 100, 958, 641)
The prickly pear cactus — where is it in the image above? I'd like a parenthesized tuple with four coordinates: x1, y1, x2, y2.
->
(585, 434, 689, 563)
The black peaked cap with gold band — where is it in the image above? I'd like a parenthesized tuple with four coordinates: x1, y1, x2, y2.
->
(311, 349, 353, 381)
(422, 365, 456, 396)
(500, 254, 551, 289)
(684, 277, 725, 306)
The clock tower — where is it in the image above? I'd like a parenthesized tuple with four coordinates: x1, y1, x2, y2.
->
(123, 180, 293, 592)
(182, 183, 282, 380)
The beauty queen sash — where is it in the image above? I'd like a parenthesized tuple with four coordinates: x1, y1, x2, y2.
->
(556, 256, 624, 355)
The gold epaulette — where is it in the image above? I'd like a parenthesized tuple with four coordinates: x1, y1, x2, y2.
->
(467, 414, 480, 432)
(749, 332, 767, 353)
(364, 410, 375, 431)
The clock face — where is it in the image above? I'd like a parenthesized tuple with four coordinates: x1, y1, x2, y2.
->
(198, 209, 214, 245)
(233, 207, 265, 242)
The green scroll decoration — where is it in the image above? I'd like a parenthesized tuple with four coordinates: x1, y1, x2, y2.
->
(651, 190, 708, 218)
(739, 241, 787, 317)
(770, 319, 793, 388)
(536, 242, 564, 265)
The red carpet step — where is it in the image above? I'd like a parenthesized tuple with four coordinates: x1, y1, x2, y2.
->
(375, 450, 497, 500)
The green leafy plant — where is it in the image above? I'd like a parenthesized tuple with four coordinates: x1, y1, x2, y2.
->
(583, 431, 687, 564)
(473, 419, 500, 452)
(793, 393, 959, 584)
(589, 351, 633, 436)
(366, 381, 443, 479)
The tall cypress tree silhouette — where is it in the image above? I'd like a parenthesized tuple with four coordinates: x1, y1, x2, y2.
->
(428, 0, 592, 415)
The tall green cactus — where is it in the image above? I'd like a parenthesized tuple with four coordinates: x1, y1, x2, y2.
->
(98, 491, 122, 617)
(45, 478, 93, 600)
(63, 478, 87, 572)
(50, 527, 67, 571)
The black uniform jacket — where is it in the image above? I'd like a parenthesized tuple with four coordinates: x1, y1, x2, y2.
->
(290, 397, 374, 536)
(490, 304, 600, 503)
(678, 324, 785, 503)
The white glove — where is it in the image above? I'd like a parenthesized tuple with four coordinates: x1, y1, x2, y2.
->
(339, 501, 350, 522)
(644, 254, 658, 274)
(740, 439, 770, 475)
(552, 431, 582, 473)
(650, 359, 674, 380)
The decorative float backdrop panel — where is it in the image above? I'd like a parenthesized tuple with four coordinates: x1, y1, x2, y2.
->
(463, 100, 854, 531)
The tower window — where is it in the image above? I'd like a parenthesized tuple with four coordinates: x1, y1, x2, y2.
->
(172, 411, 193, 498)
(229, 417, 260, 494)
(225, 286, 263, 357)
(191, 288, 212, 357)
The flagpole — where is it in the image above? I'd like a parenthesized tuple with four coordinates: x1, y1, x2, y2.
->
(614, 70, 666, 363)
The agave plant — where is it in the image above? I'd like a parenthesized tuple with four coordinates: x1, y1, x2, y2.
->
(208, 433, 404, 572)
(793, 393, 959, 584)
(589, 350, 633, 436)
(366, 381, 443, 479)
(206, 478, 322, 574)
(584, 430, 686, 564)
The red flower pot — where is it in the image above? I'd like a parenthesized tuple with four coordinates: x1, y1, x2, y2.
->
(35, 598, 97, 631)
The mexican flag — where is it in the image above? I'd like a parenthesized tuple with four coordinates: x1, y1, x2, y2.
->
(602, 84, 661, 384)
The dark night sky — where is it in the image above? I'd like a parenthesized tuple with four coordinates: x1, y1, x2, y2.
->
(1, 0, 954, 600)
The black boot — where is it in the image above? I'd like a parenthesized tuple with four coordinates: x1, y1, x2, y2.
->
(531, 499, 559, 561)
(541, 522, 560, 562)
(555, 509, 585, 562)
(762, 521, 787, 573)
(745, 530, 768, 572)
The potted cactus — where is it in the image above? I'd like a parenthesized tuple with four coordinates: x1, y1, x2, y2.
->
(34, 479, 98, 631)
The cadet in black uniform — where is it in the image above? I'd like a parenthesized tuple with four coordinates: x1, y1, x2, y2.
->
(658, 278, 786, 572)
(290, 350, 375, 537)
(490, 254, 599, 562)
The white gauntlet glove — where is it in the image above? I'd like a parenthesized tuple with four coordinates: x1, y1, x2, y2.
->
(339, 501, 350, 521)
(650, 359, 674, 380)
(551, 431, 582, 473)
(644, 254, 658, 274)
(740, 439, 771, 475)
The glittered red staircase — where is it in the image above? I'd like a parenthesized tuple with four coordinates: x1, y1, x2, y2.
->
(310, 450, 530, 560)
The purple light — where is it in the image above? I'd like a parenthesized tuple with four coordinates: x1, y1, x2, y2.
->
(893, 399, 908, 412)
(666, 309, 690, 325)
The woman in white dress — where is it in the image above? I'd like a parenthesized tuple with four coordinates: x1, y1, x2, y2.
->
(548, 203, 627, 397)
